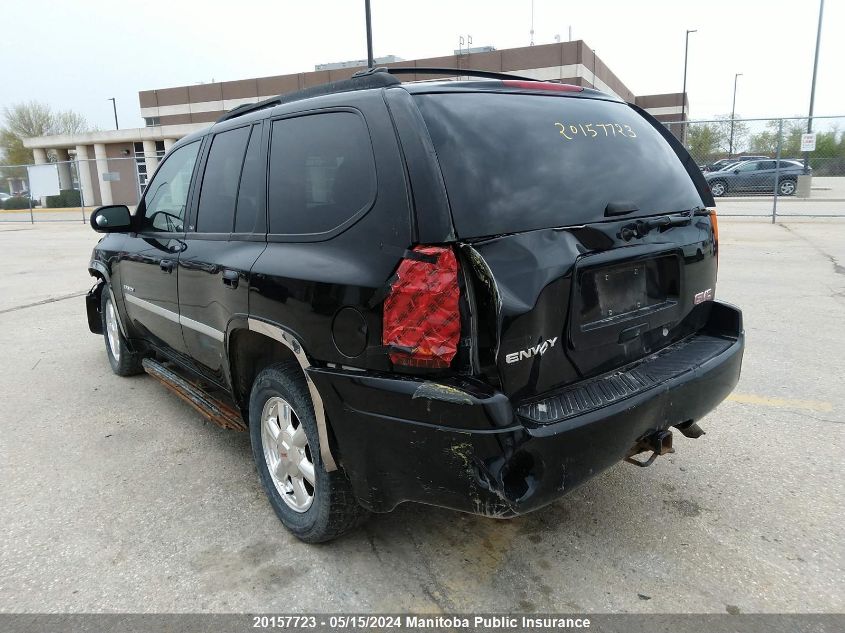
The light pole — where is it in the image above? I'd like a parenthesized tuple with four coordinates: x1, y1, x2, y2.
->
(728, 73, 742, 157)
(804, 0, 824, 173)
(681, 29, 697, 143)
(364, 0, 374, 68)
(108, 97, 119, 130)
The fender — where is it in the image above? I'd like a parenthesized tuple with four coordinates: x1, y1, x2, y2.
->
(89, 259, 130, 340)
(242, 318, 339, 472)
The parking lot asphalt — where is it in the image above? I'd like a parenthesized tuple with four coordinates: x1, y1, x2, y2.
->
(0, 219, 842, 614)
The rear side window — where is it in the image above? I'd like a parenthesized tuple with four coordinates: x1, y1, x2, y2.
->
(196, 126, 251, 233)
(268, 112, 375, 235)
(415, 93, 704, 237)
(234, 126, 263, 234)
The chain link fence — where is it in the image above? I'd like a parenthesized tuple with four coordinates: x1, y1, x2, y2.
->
(0, 149, 159, 223)
(664, 115, 845, 221)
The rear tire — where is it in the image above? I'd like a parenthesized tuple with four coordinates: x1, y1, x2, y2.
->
(249, 362, 367, 543)
(101, 287, 143, 376)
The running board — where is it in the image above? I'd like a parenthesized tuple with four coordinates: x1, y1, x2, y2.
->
(142, 358, 247, 431)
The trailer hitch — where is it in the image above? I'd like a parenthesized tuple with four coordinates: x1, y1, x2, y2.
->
(624, 430, 675, 467)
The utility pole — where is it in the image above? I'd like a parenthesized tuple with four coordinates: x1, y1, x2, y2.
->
(365, 0, 374, 68)
(728, 73, 742, 157)
(681, 29, 697, 144)
(108, 97, 119, 130)
(804, 0, 824, 173)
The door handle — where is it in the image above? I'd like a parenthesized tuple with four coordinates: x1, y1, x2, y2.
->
(160, 259, 175, 273)
(222, 269, 239, 289)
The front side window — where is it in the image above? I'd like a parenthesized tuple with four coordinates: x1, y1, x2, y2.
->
(268, 112, 375, 235)
(140, 141, 200, 233)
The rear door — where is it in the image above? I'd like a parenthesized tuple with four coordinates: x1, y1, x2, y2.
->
(178, 122, 267, 384)
(120, 140, 202, 354)
(413, 90, 716, 399)
(730, 161, 760, 192)
(750, 160, 777, 192)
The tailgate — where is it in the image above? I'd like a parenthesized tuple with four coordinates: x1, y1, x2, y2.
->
(463, 216, 718, 400)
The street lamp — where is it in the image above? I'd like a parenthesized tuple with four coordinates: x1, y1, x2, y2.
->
(804, 0, 825, 173)
(364, 0, 374, 68)
(681, 29, 697, 143)
(108, 97, 119, 130)
(728, 73, 742, 157)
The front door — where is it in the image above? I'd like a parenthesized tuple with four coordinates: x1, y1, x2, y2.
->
(120, 140, 202, 354)
(178, 123, 266, 384)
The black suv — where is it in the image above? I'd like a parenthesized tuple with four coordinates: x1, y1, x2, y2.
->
(86, 69, 744, 542)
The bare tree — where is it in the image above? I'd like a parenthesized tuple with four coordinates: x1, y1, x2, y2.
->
(1, 101, 92, 167)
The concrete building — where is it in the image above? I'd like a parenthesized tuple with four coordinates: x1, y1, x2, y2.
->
(24, 40, 687, 207)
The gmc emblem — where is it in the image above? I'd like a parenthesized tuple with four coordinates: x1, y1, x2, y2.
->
(694, 288, 713, 305)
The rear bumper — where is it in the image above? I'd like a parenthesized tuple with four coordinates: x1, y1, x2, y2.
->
(309, 301, 744, 517)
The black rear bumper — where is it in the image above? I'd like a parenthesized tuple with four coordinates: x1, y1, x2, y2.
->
(309, 301, 744, 517)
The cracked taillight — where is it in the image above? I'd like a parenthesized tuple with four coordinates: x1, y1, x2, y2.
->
(382, 246, 461, 369)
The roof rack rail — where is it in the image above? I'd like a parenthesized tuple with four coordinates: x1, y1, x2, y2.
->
(216, 66, 544, 124)
(353, 66, 538, 82)
(216, 71, 401, 123)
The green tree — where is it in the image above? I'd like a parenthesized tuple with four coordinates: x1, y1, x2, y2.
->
(685, 123, 723, 164)
(714, 114, 749, 156)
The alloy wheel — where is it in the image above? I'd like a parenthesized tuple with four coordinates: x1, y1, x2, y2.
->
(260, 396, 316, 513)
(105, 298, 121, 362)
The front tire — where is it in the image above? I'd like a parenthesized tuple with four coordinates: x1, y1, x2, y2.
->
(778, 178, 796, 196)
(710, 180, 727, 197)
(101, 287, 142, 376)
(249, 362, 367, 543)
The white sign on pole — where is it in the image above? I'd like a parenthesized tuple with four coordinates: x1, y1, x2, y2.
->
(26, 163, 61, 197)
(800, 132, 817, 152)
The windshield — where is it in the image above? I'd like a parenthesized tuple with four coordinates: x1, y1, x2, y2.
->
(415, 92, 704, 238)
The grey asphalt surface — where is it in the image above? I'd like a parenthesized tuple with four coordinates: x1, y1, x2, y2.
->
(0, 219, 842, 614)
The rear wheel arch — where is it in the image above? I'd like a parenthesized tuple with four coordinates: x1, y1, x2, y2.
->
(228, 328, 301, 413)
(226, 321, 339, 472)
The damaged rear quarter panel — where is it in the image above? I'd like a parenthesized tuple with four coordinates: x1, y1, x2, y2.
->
(461, 229, 584, 400)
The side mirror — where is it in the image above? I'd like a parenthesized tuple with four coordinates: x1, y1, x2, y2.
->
(733, 169, 740, 174)
(90, 205, 132, 233)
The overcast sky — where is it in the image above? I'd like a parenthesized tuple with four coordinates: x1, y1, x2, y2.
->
(2, 0, 842, 131)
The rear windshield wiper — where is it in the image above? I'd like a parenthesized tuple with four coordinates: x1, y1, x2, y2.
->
(619, 214, 691, 241)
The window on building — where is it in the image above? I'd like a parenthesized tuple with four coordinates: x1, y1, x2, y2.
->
(195, 127, 251, 233)
(140, 141, 200, 233)
(135, 141, 170, 193)
(268, 112, 375, 235)
(144, 117, 161, 127)
(134, 142, 148, 191)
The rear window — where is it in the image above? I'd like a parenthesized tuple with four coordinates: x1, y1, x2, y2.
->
(415, 93, 703, 237)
